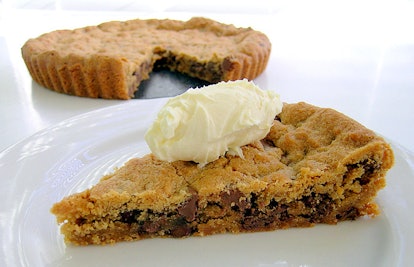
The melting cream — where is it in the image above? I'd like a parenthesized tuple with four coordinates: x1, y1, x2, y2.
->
(145, 79, 283, 166)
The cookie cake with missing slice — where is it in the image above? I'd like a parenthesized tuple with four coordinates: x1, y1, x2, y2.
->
(21, 17, 271, 99)
(51, 80, 394, 245)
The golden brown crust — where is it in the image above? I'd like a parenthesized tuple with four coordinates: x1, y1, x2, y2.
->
(51, 102, 394, 245)
(21, 17, 271, 99)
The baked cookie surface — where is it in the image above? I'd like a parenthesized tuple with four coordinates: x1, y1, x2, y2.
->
(21, 17, 271, 99)
(51, 102, 394, 245)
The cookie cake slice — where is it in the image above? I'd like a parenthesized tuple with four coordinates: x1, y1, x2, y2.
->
(51, 80, 394, 245)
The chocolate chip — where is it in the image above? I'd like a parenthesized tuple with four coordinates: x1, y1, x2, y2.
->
(75, 217, 87, 226)
(119, 210, 141, 224)
(177, 193, 198, 222)
(221, 57, 235, 72)
(169, 217, 192, 237)
(220, 189, 248, 211)
(170, 224, 192, 237)
(345, 159, 379, 186)
(242, 200, 289, 230)
(336, 207, 360, 221)
(360, 161, 378, 185)
(301, 193, 333, 222)
(140, 219, 165, 234)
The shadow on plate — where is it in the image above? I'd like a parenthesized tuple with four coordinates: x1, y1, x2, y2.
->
(134, 69, 211, 99)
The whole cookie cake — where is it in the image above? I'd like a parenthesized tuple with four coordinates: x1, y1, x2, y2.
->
(21, 17, 271, 99)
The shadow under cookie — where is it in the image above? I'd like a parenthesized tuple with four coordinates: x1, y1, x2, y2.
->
(134, 69, 211, 99)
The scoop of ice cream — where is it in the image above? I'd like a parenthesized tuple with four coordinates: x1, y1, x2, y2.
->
(145, 79, 282, 166)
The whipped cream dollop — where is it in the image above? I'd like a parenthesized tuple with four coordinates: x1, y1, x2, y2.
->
(145, 79, 283, 166)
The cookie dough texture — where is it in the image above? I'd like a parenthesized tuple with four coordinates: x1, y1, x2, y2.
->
(51, 102, 394, 245)
(21, 17, 271, 99)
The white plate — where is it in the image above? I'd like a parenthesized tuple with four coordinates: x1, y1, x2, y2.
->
(1, 100, 413, 267)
